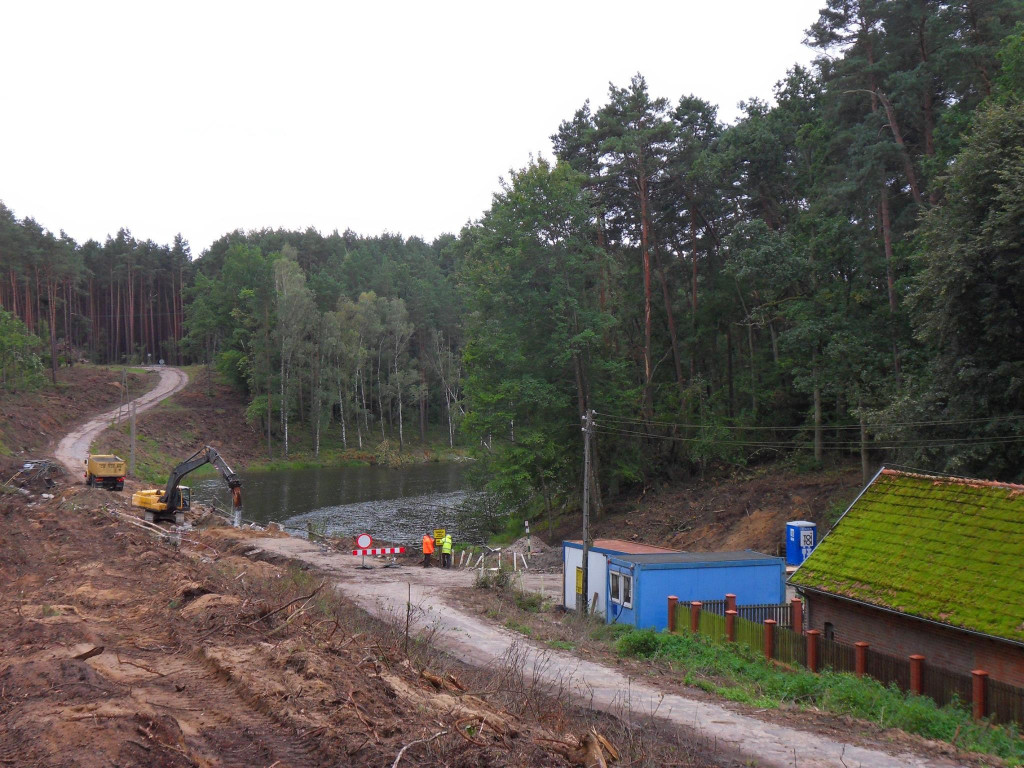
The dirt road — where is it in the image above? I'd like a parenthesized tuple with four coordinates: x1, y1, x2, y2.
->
(247, 535, 969, 768)
(54, 366, 189, 475)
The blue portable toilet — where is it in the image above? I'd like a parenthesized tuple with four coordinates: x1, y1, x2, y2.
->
(785, 521, 817, 566)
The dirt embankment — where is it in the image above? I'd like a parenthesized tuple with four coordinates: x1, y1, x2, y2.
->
(92, 368, 267, 481)
(0, 365, 155, 461)
(0, 482, 734, 768)
(555, 465, 864, 555)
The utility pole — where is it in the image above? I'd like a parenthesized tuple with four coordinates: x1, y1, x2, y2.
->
(116, 368, 129, 426)
(129, 399, 137, 477)
(579, 408, 595, 614)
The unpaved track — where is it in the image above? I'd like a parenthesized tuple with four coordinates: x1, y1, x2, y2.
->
(249, 536, 968, 768)
(54, 366, 189, 475)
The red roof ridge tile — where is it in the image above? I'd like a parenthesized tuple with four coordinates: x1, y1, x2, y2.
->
(881, 468, 1024, 492)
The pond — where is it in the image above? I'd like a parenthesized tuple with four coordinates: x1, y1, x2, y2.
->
(191, 462, 495, 546)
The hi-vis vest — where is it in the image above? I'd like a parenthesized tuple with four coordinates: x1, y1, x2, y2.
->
(422, 535, 435, 554)
(441, 535, 452, 554)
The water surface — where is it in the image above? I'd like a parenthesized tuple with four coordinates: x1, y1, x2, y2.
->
(192, 462, 490, 546)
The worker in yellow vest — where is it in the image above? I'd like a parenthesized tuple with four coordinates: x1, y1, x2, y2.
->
(441, 532, 453, 569)
(421, 532, 435, 568)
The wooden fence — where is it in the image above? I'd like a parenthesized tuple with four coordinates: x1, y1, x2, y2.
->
(671, 595, 1024, 725)
(701, 599, 793, 628)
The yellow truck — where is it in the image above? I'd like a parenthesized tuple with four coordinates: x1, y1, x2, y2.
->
(84, 454, 126, 491)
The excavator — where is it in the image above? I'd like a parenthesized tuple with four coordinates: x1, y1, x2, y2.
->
(132, 445, 242, 525)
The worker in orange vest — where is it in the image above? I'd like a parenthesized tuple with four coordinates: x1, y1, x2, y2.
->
(421, 532, 435, 567)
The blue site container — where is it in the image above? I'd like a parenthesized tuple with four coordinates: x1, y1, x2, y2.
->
(786, 521, 817, 566)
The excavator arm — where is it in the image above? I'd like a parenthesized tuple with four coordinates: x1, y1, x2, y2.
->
(160, 445, 242, 511)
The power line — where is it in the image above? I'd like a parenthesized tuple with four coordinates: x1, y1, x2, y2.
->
(592, 424, 1024, 452)
(596, 411, 1024, 432)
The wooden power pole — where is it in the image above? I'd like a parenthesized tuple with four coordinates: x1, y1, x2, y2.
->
(579, 409, 595, 614)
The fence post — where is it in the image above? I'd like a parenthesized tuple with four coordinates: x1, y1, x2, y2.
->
(909, 655, 925, 696)
(791, 597, 803, 635)
(667, 596, 678, 633)
(690, 601, 702, 633)
(972, 670, 988, 721)
(764, 619, 776, 661)
(806, 629, 821, 672)
(725, 610, 737, 642)
(854, 642, 868, 677)
(725, 593, 736, 613)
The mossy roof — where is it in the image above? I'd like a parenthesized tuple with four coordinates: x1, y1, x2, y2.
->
(790, 469, 1024, 643)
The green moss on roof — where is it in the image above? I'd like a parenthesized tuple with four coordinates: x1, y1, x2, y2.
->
(790, 470, 1024, 642)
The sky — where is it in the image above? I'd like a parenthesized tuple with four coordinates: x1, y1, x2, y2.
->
(0, 1, 825, 256)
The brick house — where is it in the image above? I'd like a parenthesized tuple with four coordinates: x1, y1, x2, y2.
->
(789, 468, 1024, 686)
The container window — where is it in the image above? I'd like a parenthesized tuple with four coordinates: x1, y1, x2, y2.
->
(621, 574, 633, 609)
(610, 572, 620, 603)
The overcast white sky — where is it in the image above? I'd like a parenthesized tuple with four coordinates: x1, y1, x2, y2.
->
(0, 1, 824, 256)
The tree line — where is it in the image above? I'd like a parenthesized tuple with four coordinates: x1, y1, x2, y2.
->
(454, 1, 1024, 509)
(183, 229, 462, 460)
(1, 1, 1021, 508)
(0, 208, 190, 383)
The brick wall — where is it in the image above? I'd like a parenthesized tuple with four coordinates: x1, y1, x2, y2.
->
(804, 592, 1024, 687)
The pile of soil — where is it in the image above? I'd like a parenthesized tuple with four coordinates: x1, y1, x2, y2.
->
(504, 535, 562, 571)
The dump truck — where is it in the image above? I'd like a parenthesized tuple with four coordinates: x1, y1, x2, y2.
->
(132, 445, 242, 525)
(84, 454, 126, 491)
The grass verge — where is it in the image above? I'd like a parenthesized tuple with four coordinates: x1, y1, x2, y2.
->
(615, 628, 1024, 765)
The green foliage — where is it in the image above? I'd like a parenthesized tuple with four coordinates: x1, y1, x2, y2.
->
(0, 308, 44, 391)
(513, 590, 544, 613)
(612, 627, 1024, 763)
(216, 349, 247, 391)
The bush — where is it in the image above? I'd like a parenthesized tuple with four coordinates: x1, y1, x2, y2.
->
(615, 628, 659, 658)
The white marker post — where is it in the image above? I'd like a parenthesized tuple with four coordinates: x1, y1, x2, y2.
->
(356, 533, 372, 569)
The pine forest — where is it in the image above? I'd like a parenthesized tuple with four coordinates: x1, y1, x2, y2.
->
(2, 2, 1023, 511)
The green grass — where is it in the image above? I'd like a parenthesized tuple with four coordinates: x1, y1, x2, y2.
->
(503, 619, 533, 636)
(613, 628, 1024, 764)
(547, 639, 575, 651)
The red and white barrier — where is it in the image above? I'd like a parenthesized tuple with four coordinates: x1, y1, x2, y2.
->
(352, 547, 405, 556)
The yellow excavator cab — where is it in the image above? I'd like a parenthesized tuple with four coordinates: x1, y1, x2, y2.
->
(131, 487, 190, 512)
(131, 444, 239, 526)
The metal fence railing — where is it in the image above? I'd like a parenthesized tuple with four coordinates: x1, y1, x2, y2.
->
(700, 599, 792, 627)
(774, 625, 807, 667)
(819, 635, 856, 674)
(921, 663, 974, 712)
(988, 678, 1024, 724)
(735, 615, 765, 655)
(697, 608, 728, 642)
(864, 648, 912, 692)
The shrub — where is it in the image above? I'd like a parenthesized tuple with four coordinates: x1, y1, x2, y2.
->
(615, 628, 659, 658)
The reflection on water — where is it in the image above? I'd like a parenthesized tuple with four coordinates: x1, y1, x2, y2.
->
(192, 462, 492, 546)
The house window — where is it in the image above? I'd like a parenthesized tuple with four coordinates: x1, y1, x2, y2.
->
(824, 622, 834, 641)
(621, 573, 632, 608)
(610, 571, 633, 609)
